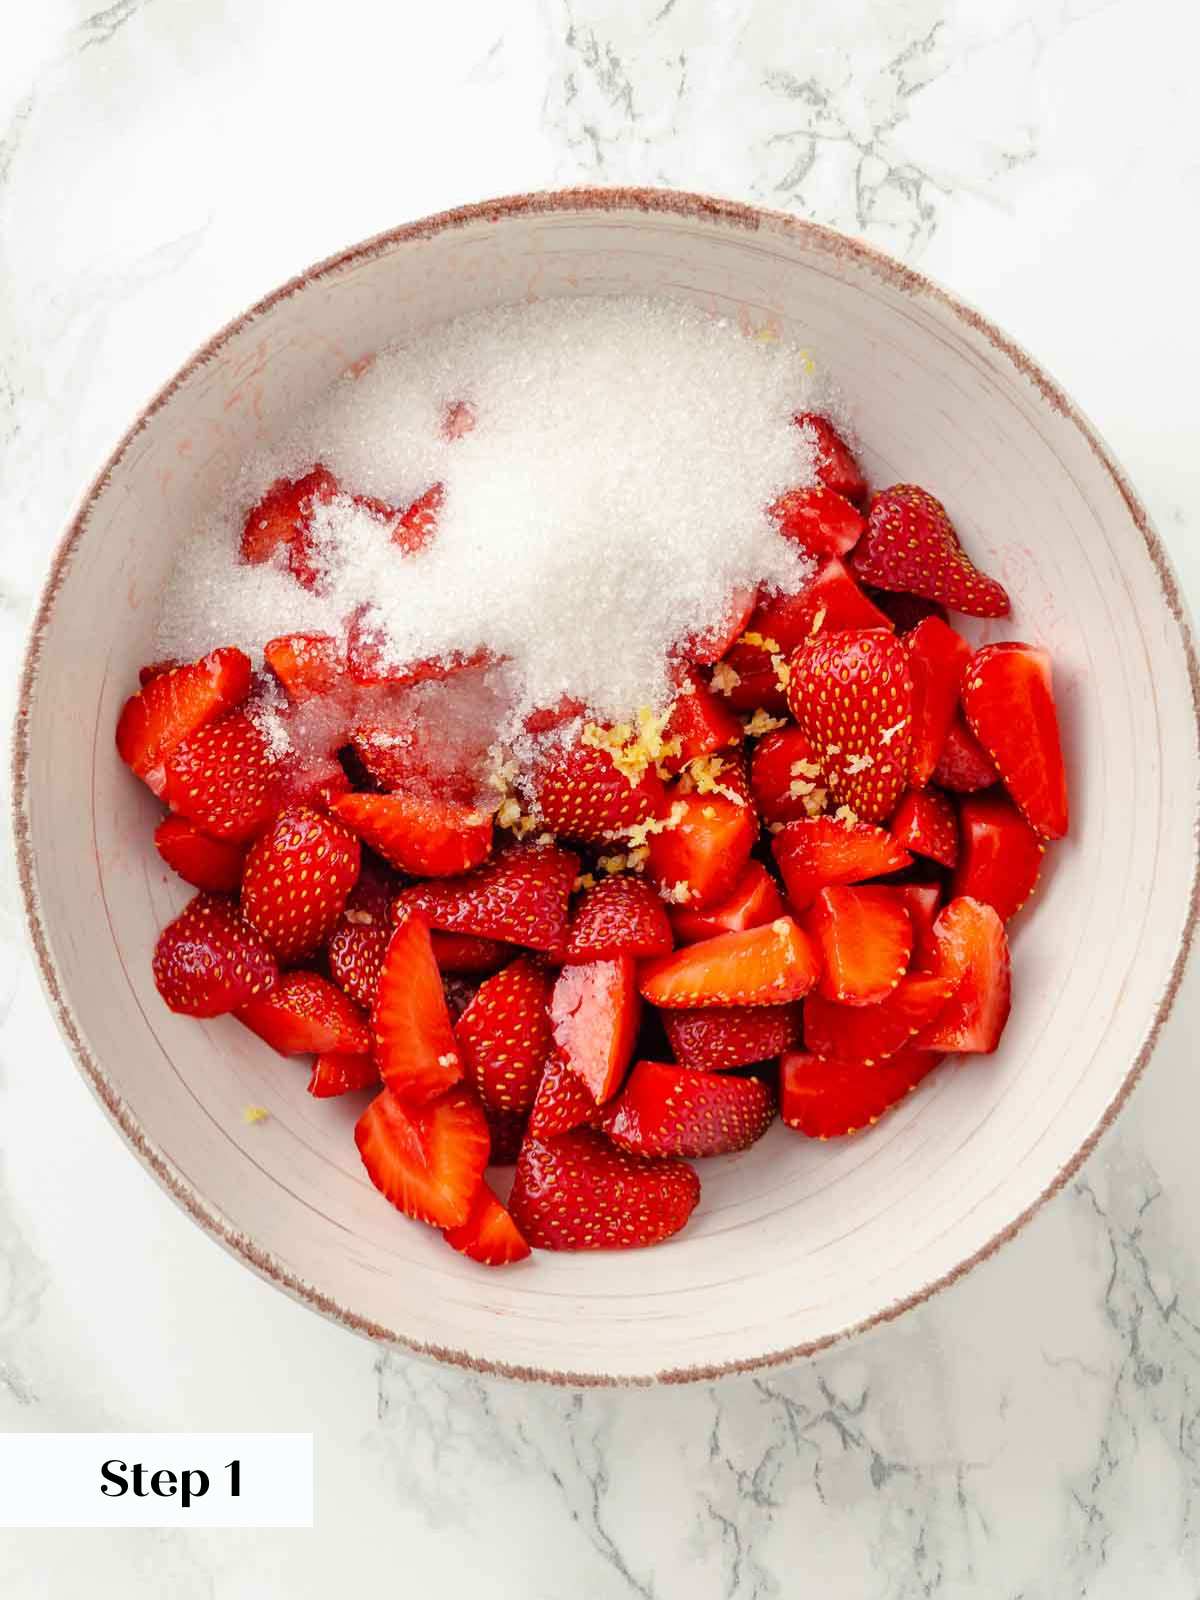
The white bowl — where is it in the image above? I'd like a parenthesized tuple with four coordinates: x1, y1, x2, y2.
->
(14, 189, 1200, 1385)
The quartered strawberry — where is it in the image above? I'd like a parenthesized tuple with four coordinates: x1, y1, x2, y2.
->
(117, 646, 252, 796)
(772, 816, 911, 909)
(862, 587, 947, 635)
(240, 804, 361, 962)
(780, 1048, 942, 1138)
(152, 892, 278, 1017)
(600, 1060, 775, 1158)
(750, 725, 827, 825)
(670, 861, 786, 944)
(534, 738, 666, 845)
(852, 485, 1011, 618)
(431, 932, 514, 973)
(263, 633, 344, 702)
(237, 969, 371, 1055)
(806, 885, 914, 1005)
(803, 972, 956, 1064)
(394, 843, 579, 953)
(953, 790, 1046, 921)
(508, 1129, 700, 1251)
(528, 1050, 599, 1138)
(456, 957, 553, 1115)
(153, 816, 247, 893)
(894, 882, 943, 963)
(662, 1003, 801, 1071)
(483, 1104, 528, 1165)
(332, 791, 493, 877)
(683, 585, 758, 664)
(355, 1085, 490, 1229)
(644, 788, 757, 910)
(890, 788, 959, 868)
(786, 630, 913, 822)
(163, 709, 284, 842)
(373, 913, 462, 1102)
(443, 1181, 530, 1266)
(961, 643, 1068, 839)
(905, 616, 971, 785)
(326, 860, 394, 1009)
(771, 556, 895, 645)
(769, 486, 865, 560)
(932, 716, 998, 793)
(307, 1050, 381, 1098)
(241, 466, 339, 587)
(563, 876, 673, 964)
(661, 666, 744, 772)
(917, 896, 1012, 1053)
(793, 413, 867, 505)
(640, 917, 818, 1008)
(551, 956, 641, 1105)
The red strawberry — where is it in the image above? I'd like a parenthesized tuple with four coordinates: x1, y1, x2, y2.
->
(765, 557, 894, 646)
(932, 717, 998, 792)
(326, 860, 394, 1009)
(640, 917, 819, 1008)
(152, 892, 277, 1017)
(307, 1051, 382, 1098)
(153, 816, 247, 893)
(750, 726, 827, 825)
(332, 791, 493, 877)
(804, 972, 955, 1064)
(806, 885, 913, 1005)
(394, 844, 579, 953)
(528, 1050, 599, 1139)
(769, 486, 865, 559)
(241, 466, 339, 587)
(281, 757, 352, 813)
(894, 882, 943, 964)
(443, 1181, 531, 1266)
(715, 635, 790, 715)
(645, 789, 757, 910)
(456, 957, 554, 1115)
(431, 933, 514, 973)
(794, 413, 867, 505)
(483, 1105, 528, 1164)
(563, 876, 673, 964)
(534, 739, 666, 845)
(345, 603, 491, 689)
(852, 485, 1011, 618)
(772, 816, 911, 909)
(953, 790, 1045, 921)
(392, 482, 443, 554)
(917, 897, 1012, 1053)
(663, 1003, 800, 1071)
(508, 1129, 700, 1251)
(780, 1048, 942, 1138)
(237, 970, 371, 1055)
(163, 710, 284, 842)
(600, 1060, 775, 1158)
(862, 588, 947, 635)
(890, 788, 959, 868)
(905, 616, 971, 785)
(373, 914, 462, 1102)
(670, 861, 786, 944)
(683, 585, 758, 664)
(240, 804, 361, 962)
(355, 1085, 490, 1229)
(263, 633, 344, 702)
(961, 643, 1068, 839)
(661, 666, 744, 772)
(117, 646, 252, 796)
(551, 957, 641, 1105)
(523, 695, 588, 737)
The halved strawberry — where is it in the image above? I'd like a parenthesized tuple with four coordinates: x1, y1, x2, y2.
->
(780, 1048, 942, 1137)
(769, 486, 865, 559)
(953, 790, 1046, 921)
(890, 788, 958, 868)
(750, 726, 827, 825)
(431, 933, 514, 973)
(563, 876, 673, 964)
(661, 667, 744, 771)
(905, 616, 971, 785)
(163, 709, 284, 842)
(528, 1050, 600, 1138)
(263, 633, 344, 702)
(961, 643, 1068, 839)
(794, 413, 867, 505)
(355, 1085, 490, 1229)
(641, 918, 818, 1008)
(373, 913, 462, 1102)
(456, 956, 553, 1115)
(772, 816, 911, 909)
(932, 717, 998, 792)
(240, 804, 361, 962)
(917, 896, 1012, 1053)
(600, 1060, 775, 1158)
(117, 646, 252, 796)
(332, 791, 492, 877)
(806, 885, 913, 1005)
(394, 843, 579, 953)
(683, 585, 759, 664)
(670, 861, 786, 944)
(237, 970, 371, 1055)
(508, 1129, 700, 1251)
(153, 816, 247, 893)
(645, 789, 757, 910)
(534, 738, 666, 845)
(307, 1050, 382, 1098)
(443, 1181, 530, 1266)
(152, 892, 277, 1017)
(241, 466, 339, 587)
(551, 956, 640, 1104)
(852, 485, 1011, 618)
(662, 1003, 800, 1070)
(803, 972, 956, 1063)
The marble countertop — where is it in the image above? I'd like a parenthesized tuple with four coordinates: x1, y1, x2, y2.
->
(2, 1, 1199, 1593)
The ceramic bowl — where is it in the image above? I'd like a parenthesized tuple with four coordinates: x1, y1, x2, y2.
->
(14, 189, 1200, 1385)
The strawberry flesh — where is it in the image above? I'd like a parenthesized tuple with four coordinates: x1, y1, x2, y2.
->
(645, 788, 757, 910)
(508, 1129, 700, 1251)
(772, 816, 911, 909)
(355, 1085, 490, 1229)
(600, 1060, 775, 1158)
(890, 788, 959, 869)
(961, 643, 1069, 839)
(780, 1048, 942, 1137)
(263, 633, 343, 702)
(806, 885, 914, 1005)
(804, 972, 956, 1063)
(373, 913, 463, 1102)
(663, 1003, 800, 1071)
(769, 486, 864, 560)
(640, 917, 819, 1008)
(153, 816, 247, 893)
(953, 790, 1046, 921)
(793, 413, 867, 505)
(550, 956, 641, 1105)
(332, 790, 493, 877)
(661, 667, 744, 772)
(307, 1051, 382, 1098)
(917, 896, 1012, 1053)
(443, 1181, 531, 1266)
(670, 860, 785, 943)
(117, 646, 252, 796)
(237, 969, 371, 1055)
(905, 616, 971, 786)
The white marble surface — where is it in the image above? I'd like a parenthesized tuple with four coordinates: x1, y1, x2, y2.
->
(2, 0, 1199, 1592)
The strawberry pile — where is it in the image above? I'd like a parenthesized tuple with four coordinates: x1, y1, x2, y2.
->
(117, 412, 1069, 1266)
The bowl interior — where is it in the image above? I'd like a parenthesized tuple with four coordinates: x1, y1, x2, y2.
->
(17, 194, 1198, 1382)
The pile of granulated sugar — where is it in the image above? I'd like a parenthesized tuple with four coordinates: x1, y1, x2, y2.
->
(156, 296, 831, 730)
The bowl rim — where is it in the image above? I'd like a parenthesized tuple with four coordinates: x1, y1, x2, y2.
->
(12, 184, 1200, 1387)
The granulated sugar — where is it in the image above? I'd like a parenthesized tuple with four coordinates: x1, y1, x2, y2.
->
(156, 296, 828, 730)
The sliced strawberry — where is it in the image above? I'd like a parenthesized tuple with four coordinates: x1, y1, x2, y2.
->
(534, 738, 666, 845)
(961, 643, 1068, 839)
(241, 466, 339, 587)
(152, 892, 277, 1017)
(766, 557, 895, 648)
(670, 861, 786, 943)
(794, 413, 867, 505)
(163, 709, 284, 842)
(806, 885, 913, 1005)
(237, 970, 371, 1055)
(714, 636, 790, 715)
(852, 485, 1011, 618)
(918, 897, 1012, 1053)
(483, 1105, 528, 1164)
(307, 1051, 382, 1098)
(551, 956, 641, 1105)
(769, 486, 865, 560)
(528, 1050, 599, 1138)
(640, 917, 818, 1008)
(443, 1181, 531, 1266)
(563, 876, 673, 964)
(772, 816, 911, 909)
(750, 726, 827, 825)
(508, 1129, 700, 1251)
(905, 616, 971, 785)
(153, 816, 247, 893)
(661, 667, 744, 771)
(456, 956, 553, 1115)
(263, 633, 344, 702)
(662, 1003, 800, 1071)
(890, 788, 958, 868)
(804, 972, 955, 1064)
(355, 1085, 490, 1229)
(600, 1060, 775, 1158)
(932, 717, 998, 793)
(372, 913, 462, 1102)
(953, 790, 1046, 921)
(862, 587, 947, 634)
(780, 1048, 942, 1137)
(394, 843, 578, 953)
(683, 585, 758, 664)
(645, 788, 757, 910)
(431, 932, 514, 973)
(240, 804, 361, 962)
(332, 791, 492, 877)
(117, 646, 252, 796)
(893, 882, 943, 965)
